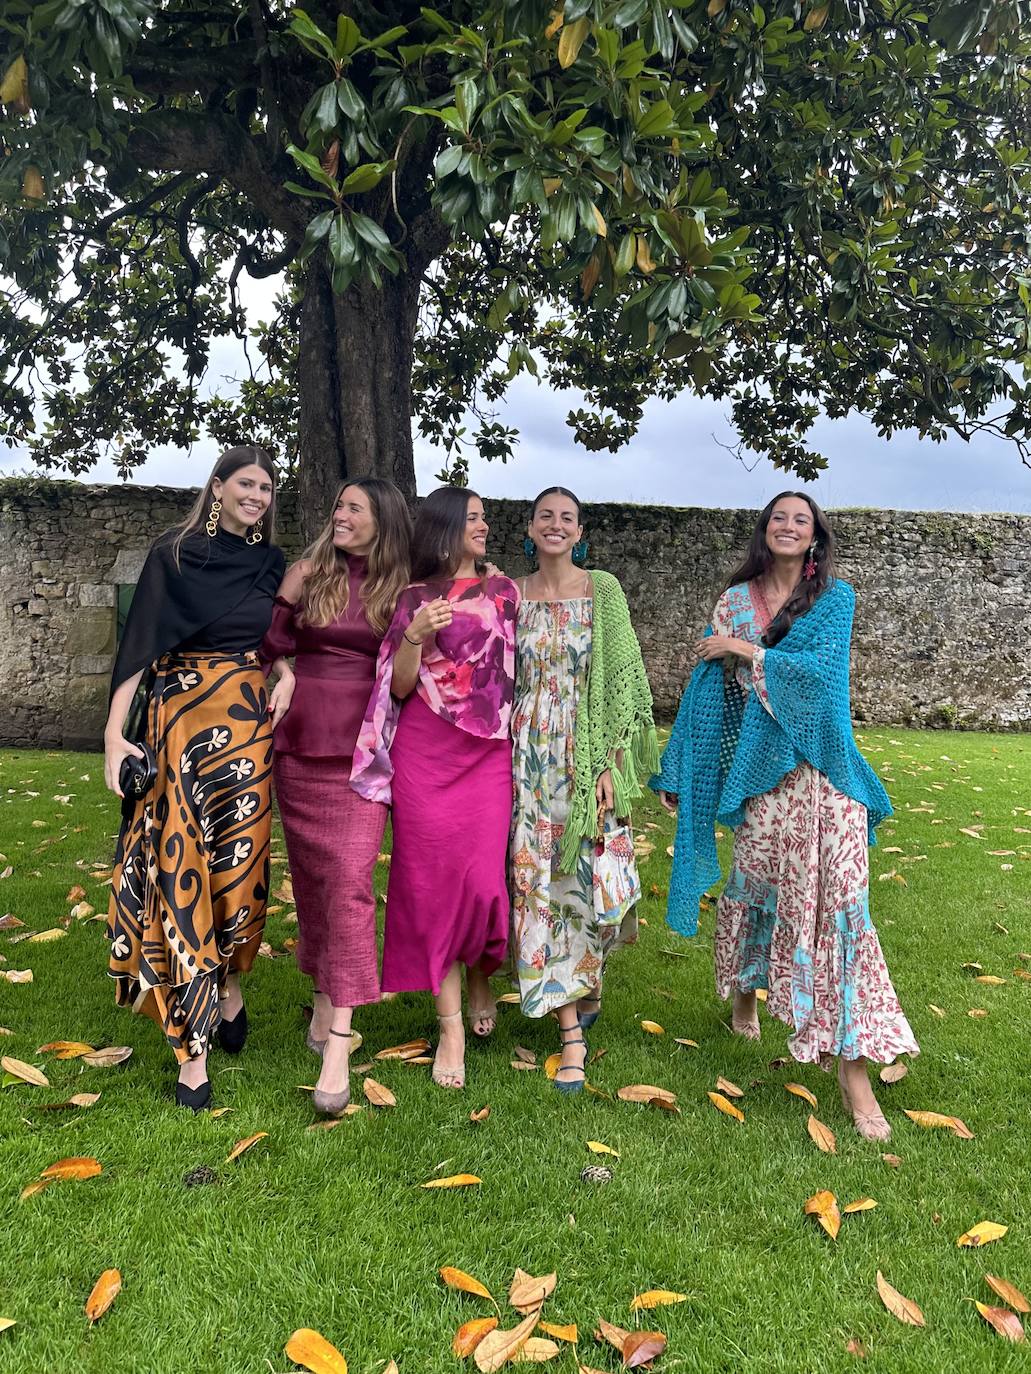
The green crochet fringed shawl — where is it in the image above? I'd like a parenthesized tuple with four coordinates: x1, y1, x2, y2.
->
(559, 569, 660, 873)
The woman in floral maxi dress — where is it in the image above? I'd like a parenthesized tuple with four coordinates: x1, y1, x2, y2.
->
(654, 492, 917, 1140)
(511, 487, 657, 1093)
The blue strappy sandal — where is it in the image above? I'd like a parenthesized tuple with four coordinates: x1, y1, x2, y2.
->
(553, 1024, 588, 1096)
(578, 993, 601, 1030)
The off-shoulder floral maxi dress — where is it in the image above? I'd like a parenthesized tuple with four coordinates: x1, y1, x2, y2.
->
(714, 581, 918, 1065)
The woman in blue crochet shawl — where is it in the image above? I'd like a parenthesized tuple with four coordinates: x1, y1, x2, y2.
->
(653, 493, 917, 1141)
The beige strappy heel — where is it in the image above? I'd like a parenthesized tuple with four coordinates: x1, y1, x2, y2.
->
(432, 1010, 466, 1089)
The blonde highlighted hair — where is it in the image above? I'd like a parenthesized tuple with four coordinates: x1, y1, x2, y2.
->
(171, 445, 278, 566)
(299, 478, 412, 634)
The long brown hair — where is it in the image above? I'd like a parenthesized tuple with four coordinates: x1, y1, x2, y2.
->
(299, 479, 412, 635)
(410, 486, 482, 582)
(724, 491, 836, 646)
(171, 445, 278, 566)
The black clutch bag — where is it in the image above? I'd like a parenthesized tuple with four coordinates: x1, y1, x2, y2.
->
(118, 669, 157, 801)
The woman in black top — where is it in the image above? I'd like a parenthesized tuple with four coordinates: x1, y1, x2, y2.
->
(104, 446, 286, 1109)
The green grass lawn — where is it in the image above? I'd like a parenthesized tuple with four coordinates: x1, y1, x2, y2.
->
(0, 728, 1029, 1374)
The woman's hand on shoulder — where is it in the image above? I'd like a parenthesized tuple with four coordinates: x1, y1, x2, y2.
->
(103, 730, 144, 799)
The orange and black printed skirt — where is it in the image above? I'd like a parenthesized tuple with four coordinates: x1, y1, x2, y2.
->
(107, 652, 273, 1063)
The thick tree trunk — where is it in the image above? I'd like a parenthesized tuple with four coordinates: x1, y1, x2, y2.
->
(296, 259, 424, 544)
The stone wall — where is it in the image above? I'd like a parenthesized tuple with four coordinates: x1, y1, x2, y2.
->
(1, 477, 1028, 748)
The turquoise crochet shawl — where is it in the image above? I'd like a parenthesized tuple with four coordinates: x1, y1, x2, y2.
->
(650, 579, 891, 936)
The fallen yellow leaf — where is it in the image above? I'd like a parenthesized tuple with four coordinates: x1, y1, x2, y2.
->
(453, 1317, 499, 1357)
(19, 1178, 52, 1200)
(81, 1046, 133, 1068)
(517, 1336, 560, 1362)
(0, 1317, 16, 1334)
(539, 1321, 577, 1343)
(440, 1267, 495, 1303)
(673, 1038, 698, 1049)
(543, 1053, 562, 1080)
(375, 1038, 431, 1060)
(37, 1041, 94, 1059)
(804, 1190, 841, 1240)
(640, 1020, 664, 1035)
(785, 1082, 818, 1108)
(958, 1221, 1008, 1248)
(876, 1271, 925, 1326)
(585, 1141, 619, 1158)
(617, 1083, 676, 1106)
(843, 1198, 878, 1214)
(708, 1091, 744, 1123)
(985, 1275, 1030, 1313)
(422, 1174, 481, 1189)
(28, 928, 66, 943)
(84, 1269, 121, 1323)
(470, 1105, 491, 1123)
(284, 1326, 348, 1374)
(225, 1132, 268, 1163)
(806, 1114, 837, 1154)
(40, 1156, 102, 1181)
(629, 1289, 687, 1311)
(903, 1109, 974, 1138)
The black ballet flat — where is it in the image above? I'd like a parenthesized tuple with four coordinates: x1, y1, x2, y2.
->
(215, 1005, 248, 1054)
(175, 1078, 212, 1112)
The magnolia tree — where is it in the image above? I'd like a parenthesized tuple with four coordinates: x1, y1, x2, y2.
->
(1, 0, 1029, 534)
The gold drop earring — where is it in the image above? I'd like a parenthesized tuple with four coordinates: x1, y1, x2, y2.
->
(206, 497, 222, 537)
(246, 518, 264, 545)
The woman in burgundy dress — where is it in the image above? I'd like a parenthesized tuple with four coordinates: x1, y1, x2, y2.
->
(352, 487, 518, 1091)
(262, 479, 412, 1115)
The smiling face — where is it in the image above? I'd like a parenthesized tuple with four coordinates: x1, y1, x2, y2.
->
(332, 484, 377, 556)
(529, 492, 582, 559)
(462, 496, 489, 564)
(765, 496, 815, 560)
(212, 463, 273, 535)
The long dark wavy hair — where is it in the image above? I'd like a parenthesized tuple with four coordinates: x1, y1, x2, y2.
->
(410, 486, 483, 582)
(724, 491, 836, 646)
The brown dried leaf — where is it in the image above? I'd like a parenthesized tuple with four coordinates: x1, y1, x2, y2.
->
(985, 1275, 1030, 1313)
(66, 885, 86, 902)
(975, 975, 1007, 985)
(785, 1082, 818, 1108)
(594, 1319, 631, 1352)
(452, 1317, 499, 1357)
(84, 1269, 121, 1323)
(843, 1198, 878, 1214)
(509, 1269, 557, 1314)
(623, 1331, 667, 1367)
(0, 915, 24, 930)
(3, 970, 33, 983)
(845, 1338, 867, 1358)
(440, 1267, 495, 1303)
(974, 1302, 1025, 1342)
(516, 1337, 560, 1362)
(470, 1105, 491, 1123)
(957, 1221, 1008, 1248)
(968, 1008, 989, 1018)
(708, 1091, 744, 1123)
(617, 1084, 677, 1106)
(806, 1114, 837, 1154)
(19, 1178, 52, 1200)
(374, 1038, 431, 1060)
(1, 1055, 49, 1087)
(225, 1132, 268, 1163)
(81, 1045, 133, 1068)
(673, 1038, 698, 1049)
(879, 1063, 908, 1084)
(513, 1045, 537, 1065)
(648, 1095, 681, 1114)
(510, 1061, 538, 1072)
(474, 1311, 539, 1372)
(630, 1289, 687, 1311)
(284, 1326, 348, 1373)
(539, 1321, 577, 1343)
(362, 1077, 396, 1108)
(38, 1091, 101, 1112)
(804, 1190, 841, 1240)
(928, 1004, 947, 1018)
(38, 1041, 95, 1059)
(876, 1271, 925, 1327)
(421, 1174, 481, 1189)
(881, 1153, 904, 1168)
(715, 1076, 744, 1099)
(40, 1156, 102, 1180)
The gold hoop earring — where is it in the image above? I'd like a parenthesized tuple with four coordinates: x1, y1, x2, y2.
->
(246, 518, 264, 545)
(205, 498, 222, 537)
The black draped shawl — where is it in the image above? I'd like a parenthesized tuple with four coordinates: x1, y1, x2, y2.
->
(110, 528, 284, 695)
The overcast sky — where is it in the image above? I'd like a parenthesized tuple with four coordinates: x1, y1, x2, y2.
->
(4, 274, 1029, 515)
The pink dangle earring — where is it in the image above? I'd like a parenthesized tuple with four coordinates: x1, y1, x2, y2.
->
(803, 542, 818, 580)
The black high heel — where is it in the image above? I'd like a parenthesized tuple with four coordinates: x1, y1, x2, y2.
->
(175, 1078, 212, 1112)
(215, 1004, 248, 1054)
